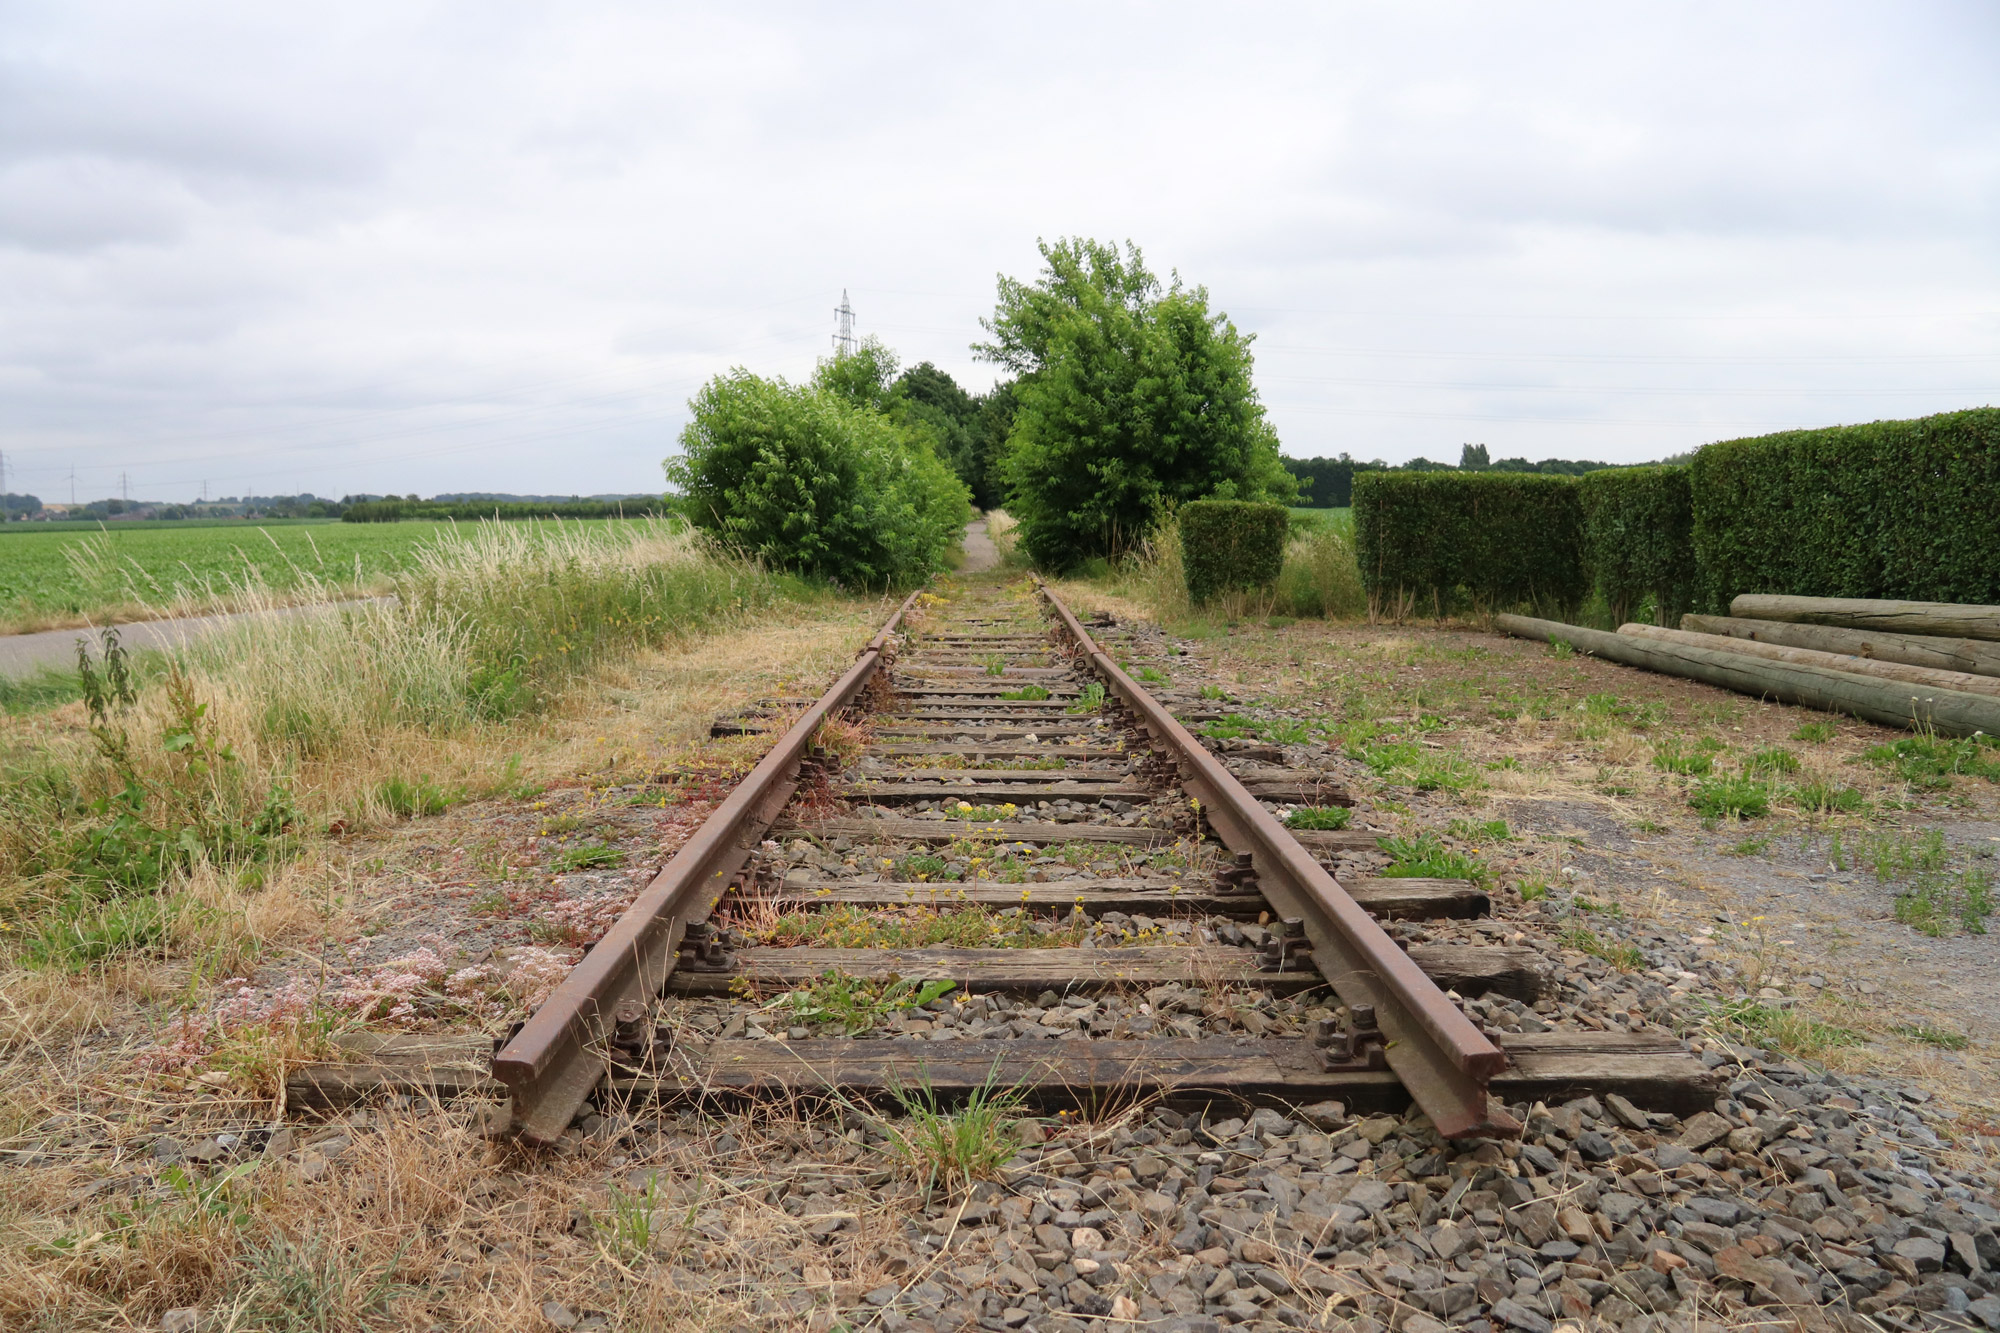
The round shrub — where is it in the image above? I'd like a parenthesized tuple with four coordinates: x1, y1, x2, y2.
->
(667, 371, 971, 587)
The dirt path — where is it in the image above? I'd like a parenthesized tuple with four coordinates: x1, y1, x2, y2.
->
(958, 516, 1000, 573)
(0, 597, 390, 679)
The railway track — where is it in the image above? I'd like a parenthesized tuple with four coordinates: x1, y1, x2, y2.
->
(297, 579, 1715, 1144)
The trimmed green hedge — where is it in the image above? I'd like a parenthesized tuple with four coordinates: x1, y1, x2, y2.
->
(1689, 409, 2000, 611)
(1353, 472, 1585, 617)
(1179, 500, 1288, 603)
(1577, 465, 1695, 625)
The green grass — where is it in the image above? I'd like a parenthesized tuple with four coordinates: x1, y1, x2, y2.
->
(1690, 776, 1770, 820)
(1561, 925, 1645, 971)
(1066, 682, 1106, 714)
(1892, 1022, 1968, 1050)
(1446, 818, 1510, 843)
(1745, 747, 1800, 776)
(1651, 741, 1714, 776)
(1864, 733, 2000, 789)
(1829, 829, 1993, 937)
(1791, 780, 1866, 815)
(1705, 997, 1865, 1061)
(1356, 740, 1479, 793)
(1792, 720, 1838, 744)
(999, 684, 1051, 701)
(1377, 832, 1486, 882)
(873, 1070, 1027, 1196)
(550, 841, 624, 872)
(376, 774, 457, 818)
(231, 1231, 409, 1331)
(1284, 806, 1351, 831)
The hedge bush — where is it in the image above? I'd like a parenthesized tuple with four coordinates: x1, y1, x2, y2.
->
(666, 370, 971, 588)
(1688, 408, 2000, 611)
(1353, 472, 1585, 617)
(1179, 500, 1288, 603)
(1577, 464, 1695, 625)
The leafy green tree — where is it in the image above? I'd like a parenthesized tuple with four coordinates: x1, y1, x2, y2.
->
(666, 369, 970, 587)
(976, 238, 1292, 570)
(812, 336, 902, 414)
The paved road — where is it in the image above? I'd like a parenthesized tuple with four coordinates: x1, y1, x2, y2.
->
(959, 517, 1000, 573)
(0, 600, 388, 680)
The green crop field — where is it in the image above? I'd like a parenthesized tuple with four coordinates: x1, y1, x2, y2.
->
(0, 518, 658, 633)
(1288, 506, 1353, 537)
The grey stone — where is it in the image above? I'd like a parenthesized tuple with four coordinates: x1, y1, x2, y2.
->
(1894, 1236, 1946, 1273)
(1575, 1131, 1616, 1163)
(1689, 1196, 1742, 1227)
(1679, 1111, 1734, 1150)
(540, 1301, 578, 1330)
(1344, 1180, 1393, 1216)
(1297, 1101, 1345, 1130)
(1654, 1143, 1697, 1170)
(1600, 1193, 1647, 1227)
(1490, 1295, 1555, 1333)
(864, 1285, 900, 1306)
(161, 1311, 202, 1333)
(1605, 1093, 1649, 1130)
(1966, 1294, 2000, 1329)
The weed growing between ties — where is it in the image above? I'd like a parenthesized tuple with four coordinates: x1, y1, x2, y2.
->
(760, 970, 958, 1033)
(1377, 832, 1487, 882)
(1283, 806, 1350, 831)
(872, 1072, 1027, 1196)
(1066, 682, 1106, 713)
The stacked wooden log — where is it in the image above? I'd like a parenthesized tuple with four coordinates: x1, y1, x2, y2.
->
(1495, 595, 2000, 737)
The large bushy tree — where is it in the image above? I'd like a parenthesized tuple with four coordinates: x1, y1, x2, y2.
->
(666, 367, 970, 588)
(976, 238, 1293, 570)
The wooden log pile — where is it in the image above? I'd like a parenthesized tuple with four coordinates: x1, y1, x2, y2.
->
(1494, 594, 2000, 736)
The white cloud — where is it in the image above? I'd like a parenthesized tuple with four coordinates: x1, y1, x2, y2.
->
(0, 0, 1994, 501)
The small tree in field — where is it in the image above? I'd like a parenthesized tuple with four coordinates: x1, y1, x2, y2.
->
(976, 238, 1293, 570)
(666, 369, 970, 588)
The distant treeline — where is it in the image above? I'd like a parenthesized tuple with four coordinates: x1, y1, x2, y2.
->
(1285, 444, 1617, 508)
(341, 496, 678, 523)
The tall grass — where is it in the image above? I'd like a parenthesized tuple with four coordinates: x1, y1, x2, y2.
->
(1095, 513, 1365, 625)
(0, 520, 804, 930)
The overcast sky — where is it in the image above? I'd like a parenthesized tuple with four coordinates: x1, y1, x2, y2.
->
(2, 2, 1996, 503)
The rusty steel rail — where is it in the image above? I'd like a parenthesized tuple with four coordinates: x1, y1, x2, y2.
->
(1036, 580, 1520, 1139)
(491, 592, 923, 1143)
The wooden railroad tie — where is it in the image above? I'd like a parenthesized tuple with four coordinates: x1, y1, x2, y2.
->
(750, 875, 1491, 921)
(662, 943, 1547, 1004)
(290, 1031, 1717, 1120)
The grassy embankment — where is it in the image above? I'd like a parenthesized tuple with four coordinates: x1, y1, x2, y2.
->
(0, 519, 829, 991)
